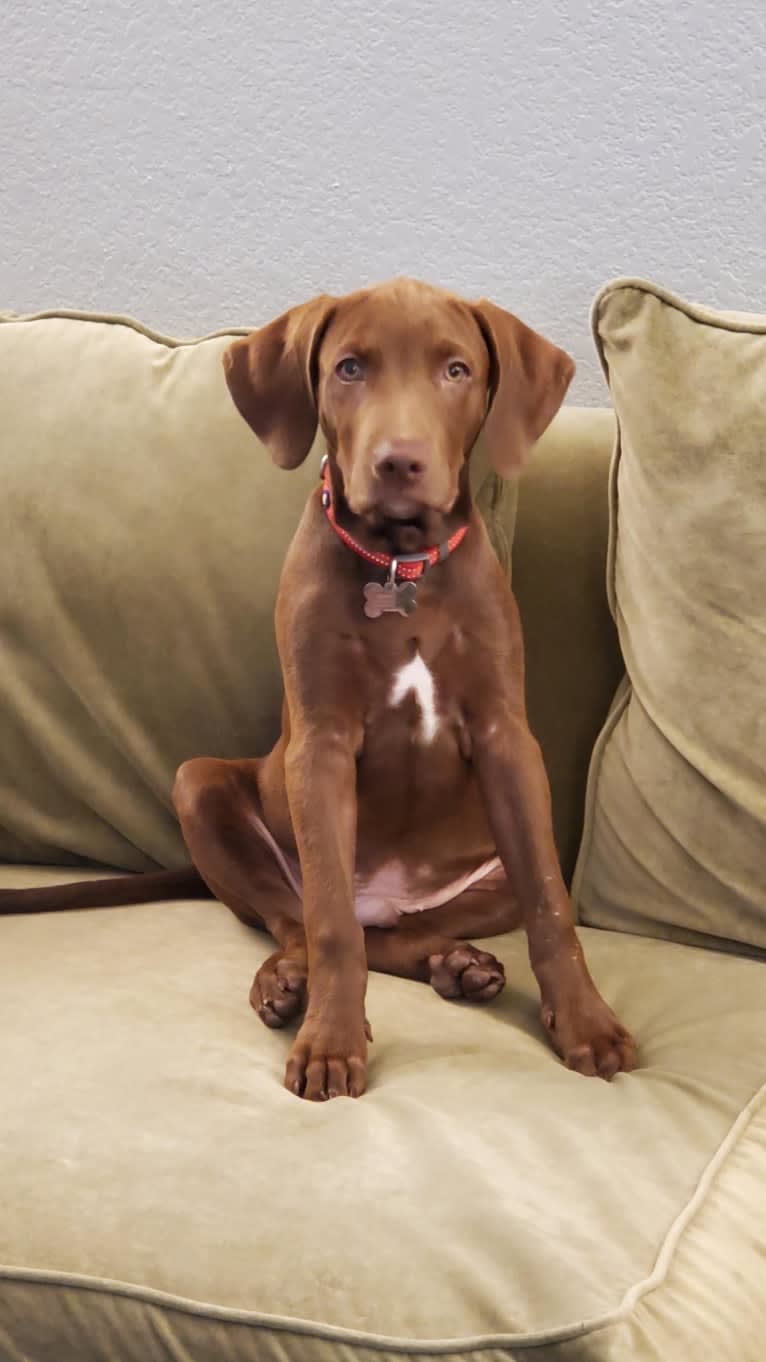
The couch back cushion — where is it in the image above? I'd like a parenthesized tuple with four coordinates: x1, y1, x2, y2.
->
(573, 279, 766, 956)
(512, 408, 621, 882)
(0, 308, 514, 870)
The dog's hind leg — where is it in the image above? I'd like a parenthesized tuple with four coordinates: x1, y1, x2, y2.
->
(172, 755, 309, 1027)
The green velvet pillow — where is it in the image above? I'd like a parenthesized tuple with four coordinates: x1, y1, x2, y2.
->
(573, 279, 766, 956)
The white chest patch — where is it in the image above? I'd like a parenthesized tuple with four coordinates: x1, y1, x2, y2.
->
(389, 651, 440, 742)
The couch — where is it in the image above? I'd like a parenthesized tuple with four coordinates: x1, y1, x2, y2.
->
(0, 301, 763, 1361)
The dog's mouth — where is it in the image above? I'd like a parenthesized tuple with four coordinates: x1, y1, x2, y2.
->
(362, 505, 442, 554)
(343, 470, 462, 554)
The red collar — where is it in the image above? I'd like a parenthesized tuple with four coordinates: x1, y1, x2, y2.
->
(318, 455, 468, 581)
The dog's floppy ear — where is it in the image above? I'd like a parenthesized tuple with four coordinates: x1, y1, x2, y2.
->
(472, 300, 575, 477)
(223, 295, 336, 469)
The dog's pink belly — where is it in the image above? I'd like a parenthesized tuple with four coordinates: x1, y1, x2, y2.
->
(248, 811, 501, 927)
(352, 857, 502, 927)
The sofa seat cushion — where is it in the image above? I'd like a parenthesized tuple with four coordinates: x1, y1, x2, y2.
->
(1, 867, 764, 1361)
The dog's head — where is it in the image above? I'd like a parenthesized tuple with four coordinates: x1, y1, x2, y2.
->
(224, 278, 573, 548)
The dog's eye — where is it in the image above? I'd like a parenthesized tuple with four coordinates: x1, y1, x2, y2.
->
(445, 360, 471, 381)
(336, 356, 364, 382)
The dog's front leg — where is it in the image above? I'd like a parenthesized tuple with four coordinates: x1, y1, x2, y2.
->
(282, 714, 369, 1100)
(467, 677, 636, 1079)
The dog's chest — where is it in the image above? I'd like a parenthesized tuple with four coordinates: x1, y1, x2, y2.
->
(353, 644, 490, 923)
(360, 644, 470, 765)
(388, 651, 441, 743)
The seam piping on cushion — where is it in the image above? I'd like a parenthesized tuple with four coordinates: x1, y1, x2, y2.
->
(590, 276, 766, 346)
(0, 307, 255, 347)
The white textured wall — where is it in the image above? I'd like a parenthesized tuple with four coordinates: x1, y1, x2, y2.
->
(4, 0, 764, 402)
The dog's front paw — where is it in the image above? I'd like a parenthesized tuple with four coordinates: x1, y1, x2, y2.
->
(541, 981, 637, 1079)
(285, 1012, 369, 1101)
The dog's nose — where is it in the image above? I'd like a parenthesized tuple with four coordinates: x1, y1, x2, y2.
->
(373, 439, 428, 485)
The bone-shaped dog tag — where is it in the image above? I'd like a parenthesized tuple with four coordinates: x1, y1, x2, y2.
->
(363, 578, 418, 618)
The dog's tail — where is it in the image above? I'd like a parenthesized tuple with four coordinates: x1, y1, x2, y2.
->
(0, 866, 212, 915)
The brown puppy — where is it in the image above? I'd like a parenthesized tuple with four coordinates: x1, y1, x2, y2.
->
(0, 280, 636, 1099)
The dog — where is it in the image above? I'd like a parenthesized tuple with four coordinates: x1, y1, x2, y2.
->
(1, 279, 636, 1099)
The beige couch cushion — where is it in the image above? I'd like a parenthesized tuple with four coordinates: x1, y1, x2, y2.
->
(573, 280, 766, 955)
(1, 866, 764, 1361)
(0, 309, 509, 872)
